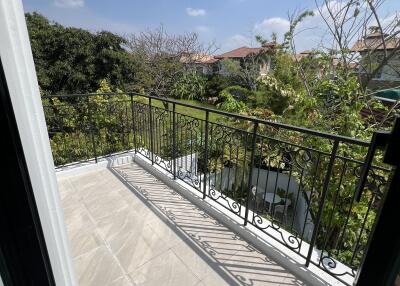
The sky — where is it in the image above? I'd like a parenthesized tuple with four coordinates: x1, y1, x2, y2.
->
(22, 0, 400, 53)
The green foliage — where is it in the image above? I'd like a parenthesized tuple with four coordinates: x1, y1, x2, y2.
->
(204, 74, 233, 99)
(216, 88, 247, 113)
(219, 55, 265, 90)
(222, 85, 253, 101)
(220, 58, 242, 76)
(270, 51, 304, 91)
(26, 12, 137, 94)
(44, 79, 132, 165)
(171, 70, 207, 100)
(254, 75, 296, 114)
(283, 10, 315, 49)
(285, 74, 369, 138)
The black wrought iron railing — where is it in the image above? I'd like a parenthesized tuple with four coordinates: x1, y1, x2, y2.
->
(42, 92, 392, 285)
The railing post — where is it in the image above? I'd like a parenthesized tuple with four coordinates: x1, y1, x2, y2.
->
(202, 111, 210, 199)
(305, 140, 339, 267)
(149, 97, 154, 164)
(130, 94, 137, 154)
(244, 122, 258, 226)
(172, 102, 177, 179)
(87, 96, 98, 163)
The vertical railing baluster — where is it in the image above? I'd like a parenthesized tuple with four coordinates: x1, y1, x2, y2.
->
(305, 139, 339, 267)
(87, 96, 98, 163)
(130, 94, 137, 154)
(202, 111, 210, 199)
(244, 122, 259, 226)
(172, 102, 177, 179)
(149, 97, 154, 164)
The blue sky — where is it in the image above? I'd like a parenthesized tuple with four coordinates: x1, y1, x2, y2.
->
(23, 0, 399, 53)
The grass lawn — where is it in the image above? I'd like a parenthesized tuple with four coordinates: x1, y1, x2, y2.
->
(134, 96, 224, 122)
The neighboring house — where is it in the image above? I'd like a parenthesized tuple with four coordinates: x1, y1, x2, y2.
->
(180, 43, 276, 77)
(351, 32, 400, 90)
(179, 52, 219, 75)
(214, 43, 275, 76)
(351, 32, 400, 125)
(294, 50, 359, 79)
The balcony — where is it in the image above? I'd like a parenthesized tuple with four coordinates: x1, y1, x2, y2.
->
(44, 93, 392, 286)
(58, 157, 307, 285)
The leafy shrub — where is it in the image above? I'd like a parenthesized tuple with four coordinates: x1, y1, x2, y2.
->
(171, 70, 206, 100)
(223, 85, 254, 101)
(255, 76, 296, 115)
(204, 74, 232, 99)
(216, 89, 247, 113)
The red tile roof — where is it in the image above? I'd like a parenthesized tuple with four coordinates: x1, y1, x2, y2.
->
(215, 46, 265, 59)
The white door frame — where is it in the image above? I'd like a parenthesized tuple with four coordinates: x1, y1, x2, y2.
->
(0, 1, 76, 285)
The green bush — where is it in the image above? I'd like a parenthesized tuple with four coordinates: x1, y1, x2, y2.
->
(216, 89, 247, 113)
(171, 70, 206, 100)
(204, 74, 233, 99)
(254, 76, 295, 115)
(223, 85, 253, 101)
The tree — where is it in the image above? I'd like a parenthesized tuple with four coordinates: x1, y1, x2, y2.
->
(26, 12, 137, 94)
(253, 1, 397, 268)
(219, 46, 271, 91)
(171, 70, 207, 100)
(125, 26, 216, 97)
(314, 0, 400, 89)
(216, 87, 247, 113)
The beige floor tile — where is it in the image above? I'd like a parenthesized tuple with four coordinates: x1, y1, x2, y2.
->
(109, 275, 135, 286)
(61, 193, 81, 210)
(84, 192, 128, 221)
(185, 229, 248, 260)
(171, 240, 225, 279)
(96, 207, 147, 241)
(68, 172, 104, 191)
(68, 226, 103, 258)
(129, 250, 200, 286)
(73, 246, 125, 286)
(197, 268, 238, 286)
(57, 178, 72, 194)
(108, 226, 170, 273)
(64, 210, 96, 239)
(148, 217, 189, 248)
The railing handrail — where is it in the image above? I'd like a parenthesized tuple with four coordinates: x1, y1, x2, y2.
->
(42, 92, 370, 147)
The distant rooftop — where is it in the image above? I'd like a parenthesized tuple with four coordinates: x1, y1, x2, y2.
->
(180, 52, 219, 64)
(215, 43, 275, 59)
(351, 32, 400, 52)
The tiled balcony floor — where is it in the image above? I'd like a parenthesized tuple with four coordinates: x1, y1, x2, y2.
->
(58, 161, 306, 286)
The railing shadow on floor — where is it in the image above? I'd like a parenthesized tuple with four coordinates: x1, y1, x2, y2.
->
(106, 160, 308, 286)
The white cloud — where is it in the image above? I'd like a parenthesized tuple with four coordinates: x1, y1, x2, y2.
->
(54, 0, 84, 8)
(253, 17, 290, 42)
(186, 8, 206, 17)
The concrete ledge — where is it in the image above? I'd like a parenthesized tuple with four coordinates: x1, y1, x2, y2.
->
(56, 153, 134, 178)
